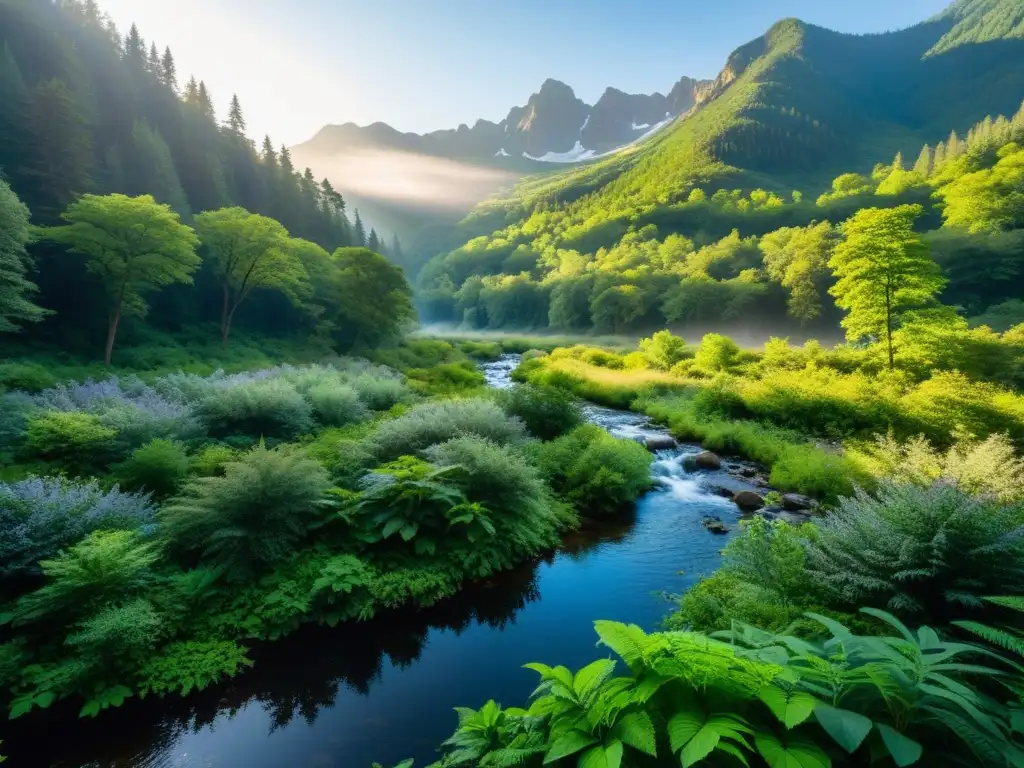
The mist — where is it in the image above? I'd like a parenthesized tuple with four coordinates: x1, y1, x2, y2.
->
(291, 148, 519, 212)
(414, 322, 847, 350)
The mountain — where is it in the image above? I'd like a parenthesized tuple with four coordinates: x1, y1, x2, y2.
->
(293, 75, 711, 171)
(415, 0, 1024, 330)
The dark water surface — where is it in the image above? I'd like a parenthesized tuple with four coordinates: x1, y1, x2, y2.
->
(8, 355, 743, 768)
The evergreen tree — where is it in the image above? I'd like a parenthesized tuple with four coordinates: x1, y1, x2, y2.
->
(391, 234, 405, 266)
(19, 79, 93, 221)
(123, 23, 145, 65)
(226, 94, 245, 134)
(197, 81, 215, 121)
(0, 42, 30, 182)
(0, 178, 46, 332)
(261, 136, 277, 169)
(160, 47, 178, 92)
(129, 120, 191, 217)
(367, 228, 380, 253)
(353, 209, 366, 247)
(913, 145, 934, 178)
(891, 152, 905, 172)
(147, 43, 160, 76)
(183, 76, 199, 105)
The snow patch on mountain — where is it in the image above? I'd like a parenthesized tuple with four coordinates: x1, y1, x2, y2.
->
(580, 114, 590, 132)
(631, 122, 650, 130)
(523, 140, 597, 163)
(495, 147, 510, 157)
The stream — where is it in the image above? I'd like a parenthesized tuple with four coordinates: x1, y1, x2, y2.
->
(9, 354, 753, 768)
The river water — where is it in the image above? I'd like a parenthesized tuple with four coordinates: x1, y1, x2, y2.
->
(10, 355, 748, 768)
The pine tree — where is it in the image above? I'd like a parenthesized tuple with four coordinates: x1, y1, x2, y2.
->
(891, 152, 905, 172)
(353, 210, 366, 247)
(947, 130, 962, 161)
(130, 120, 191, 217)
(912, 145, 933, 178)
(124, 23, 145, 64)
(367, 228, 380, 253)
(226, 94, 245, 134)
(197, 81, 215, 121)
(933, 141, 947, 170)
(0, 178, 47, 332)
(279, 145, 294, 178)
(147, 43, 160, 76)
(19, 78, 93, 221)
(183, 76, 200, 105)
(391, 234, 405, 266)
(161, 47, 178, 92)
(0, 42, 29, 182)
(261, 136, 278, 169)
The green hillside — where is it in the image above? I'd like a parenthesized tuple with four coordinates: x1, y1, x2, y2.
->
(418, 0, 1024, 333)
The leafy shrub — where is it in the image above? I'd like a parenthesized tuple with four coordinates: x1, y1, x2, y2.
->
(458, 340, 503, 360)
(198, 378, 314, 441)
(0, 362, 57, 393)
(639, 330, 688, 370)
(350, 372, 411, 410)
(405, 362, 485, 394)
(65, 598, 162, 679)
(189, 444, 238, 477)
(520, 348, 548, 362)
(23, 411, 118, 471)
(139, 640, 253, 697)
(0, 477, 156, 579)
(367, 398, 527, 461)
(693, 332, 741, 372)
(806, 481, 1024, 620)
(118, 439, 190, 498)
(852, 432, 1024, 502)
(13, 530, 159, 625)
(535, 425, 651, 517)
(769, 445, 863, 504)
(0, 391, 35, 463)
(160, 444, 331, 577)
(667, 571, 808, 634)
(496, 384, 583, 440)
(305, 381, 370, 427)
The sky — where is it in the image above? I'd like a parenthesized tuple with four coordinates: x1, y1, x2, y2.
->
(97, 0, 952, 147)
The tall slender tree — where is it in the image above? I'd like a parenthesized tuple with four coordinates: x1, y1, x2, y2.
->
(367, 228, 380, 253)
(226, 94, 245, 134)
(147, 43, 160, 76)
(123, 23, 145, 64)
(0, 178, 46, 332)
(197, 81, 215, 120)
(829, 204, 946, 370)
(183, 76, 200, 105)
(160, 47, 178, 92)
(353, 209, 366, 247)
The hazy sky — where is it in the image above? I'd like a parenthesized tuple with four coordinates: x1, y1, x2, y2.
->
(98, 0, 951, 146)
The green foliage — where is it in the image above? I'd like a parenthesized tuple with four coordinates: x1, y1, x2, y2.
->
(13, 530, 158, 625)
(497, 384, 584, 440)
(693, 333, 742, 373)
(118, 438, 190, 498)
(0, 361, 57, 393)
(305, 381, 370, 427)
(805, 482, 1024, 620)
(536, 425, 652, 517)
(189, 443, 238, 477)
(0, 178, 45, 333)
(23, 411, 117, 472)
(198, 378, 314, 441)
(138, 640, 253, 697)
(639, 331, 688, 371)
(160, 444, 331, 577)
(367, 398, 527, 462)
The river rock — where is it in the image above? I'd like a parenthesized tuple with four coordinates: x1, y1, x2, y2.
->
(692, 451, 722, 469)
(782, 493, 815, 512)
(701, 516, 730, 534)
(712, 486, 734, 499)
(645, 435, 678, 452)
(733, 490, 765, 511)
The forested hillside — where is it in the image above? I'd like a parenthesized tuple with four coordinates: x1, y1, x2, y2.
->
(419, 0, 1024, 334)
(0, 0, 410, 362)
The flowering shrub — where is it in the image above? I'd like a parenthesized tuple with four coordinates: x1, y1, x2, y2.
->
(0, 477, 156, 578)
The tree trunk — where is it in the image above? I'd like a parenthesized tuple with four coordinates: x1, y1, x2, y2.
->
(222, 303, 239, 348)
(885, 286, 894, 371)
(105, 300, 122, 366)
(220, 284, 231, 348)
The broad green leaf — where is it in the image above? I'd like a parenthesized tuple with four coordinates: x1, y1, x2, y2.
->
(579, 743, 623, 768)
(814, 703, 872, 753)
(34, 691, 55, 709)
(9, 698, 34, 720)
(594, 621, 648, 667)
(544, 730, 597, 763)
(681, 727, 720, 766)
(79, 699, 101, 718)
(381, 517, 404, 539)
(756, 732, 831, 768)
(877, 724, 923, 766)
(668, 710, 703, 754)
(395, 760, 414, 768)
(759, 685, 816, 729)
(573, 659, 616, 701)
(718, 741, 752, 766)
(399, 522, 418, 541)
(859, 608, 915, 643)
(610, 711, 656, 756)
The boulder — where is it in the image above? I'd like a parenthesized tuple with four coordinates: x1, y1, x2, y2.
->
(701, 516, 730, 534)
(692, 451, 722, 470)
(645, 435, 678, 452)
(782, 493, 815, 512)
(732, 490, 765, 511)
(712, 486, 735, 499)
